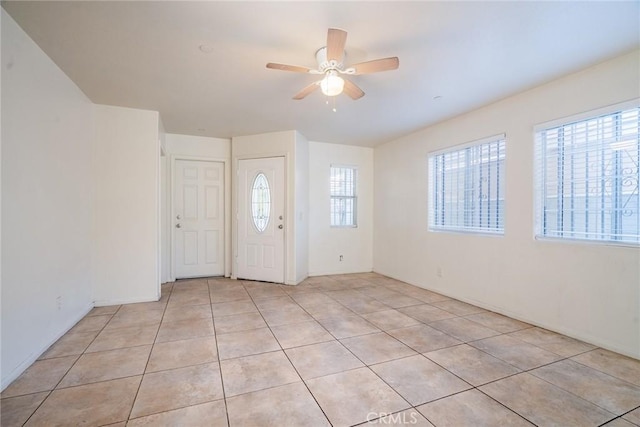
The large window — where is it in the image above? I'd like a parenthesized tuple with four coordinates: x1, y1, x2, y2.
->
(330, 166, 357, 227)
(535, 103, 640, 245)
(428, 135, 506, 234)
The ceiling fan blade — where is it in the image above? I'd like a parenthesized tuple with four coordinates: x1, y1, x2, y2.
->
(350, 57, 399, 75)
(293, 82, 320, 100)
(266, 63, 312, 73)
(327, 28, 347, 62)
(343, 79, 365, 100)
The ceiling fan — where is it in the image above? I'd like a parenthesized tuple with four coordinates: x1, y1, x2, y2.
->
(266, 28, 399, 100)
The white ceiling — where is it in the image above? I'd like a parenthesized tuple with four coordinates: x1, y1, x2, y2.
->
(3, 1, 639, 147)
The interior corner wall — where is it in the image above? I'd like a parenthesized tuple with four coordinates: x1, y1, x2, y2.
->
(1, 9, 94, 389)
(374, 50, 640, 358)
(294, 131, 309, 283)
(309, 141, 374, 276)
(92, 105, 160, 305)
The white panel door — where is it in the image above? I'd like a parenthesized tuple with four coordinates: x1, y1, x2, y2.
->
(174, 160, 224, 278)
(237, 157, 285, 283)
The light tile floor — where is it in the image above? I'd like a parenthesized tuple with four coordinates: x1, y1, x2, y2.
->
(2, 273, 640, 426)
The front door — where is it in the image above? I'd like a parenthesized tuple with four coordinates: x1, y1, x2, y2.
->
(236, 157, 285, 283)
(174, 159, 224, 278)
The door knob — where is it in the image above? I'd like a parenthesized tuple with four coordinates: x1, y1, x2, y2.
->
(176, 223, 182, 228)
(176, 214, 181, 220)
(278, 224, 283, 229)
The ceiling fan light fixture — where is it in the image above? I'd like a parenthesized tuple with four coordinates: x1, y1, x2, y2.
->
(320, 71, 344, 97)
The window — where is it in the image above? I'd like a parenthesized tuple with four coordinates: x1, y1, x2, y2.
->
(428, 135, 505, 234)
(535, 102, 640, 245)
(330, 166, 357, 227)
(251, 173, 271, 233)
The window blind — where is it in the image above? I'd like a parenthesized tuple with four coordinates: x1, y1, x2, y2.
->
(330, 166, 357, 227)
(535, 104, 640, 244)
(428, 135, 506, 234)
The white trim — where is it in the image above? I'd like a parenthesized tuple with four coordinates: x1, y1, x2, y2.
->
(533, 98, 640, 132)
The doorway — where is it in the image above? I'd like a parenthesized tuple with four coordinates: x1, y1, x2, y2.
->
(236, 157, 285, 283)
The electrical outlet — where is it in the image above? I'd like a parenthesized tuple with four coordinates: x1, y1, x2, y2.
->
(436, 267, 443, 278)
(56, 296, 63, 311)
(339, 255, 344, 262)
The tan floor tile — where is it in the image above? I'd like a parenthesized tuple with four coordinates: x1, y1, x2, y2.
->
(387, 324, 461, 353)
(216, 327, 280, 360)
(167, 289, 210, 307)
(127, 400, 228, 426)
(1, 356, 77, 398)
(25, 376, 141, 426)
(604, 418, 638, 427)
(425, 344, 520, 386)
(304, 302, 355, 319)
(465, 312, 532, 333)
(572, 349, 640, 387)
(118, 295, 168, 312)
(341, 332, 417, 365)
(405, 289, 452, 304)
(146, 336, 217, 372)
(59, 345, 151, 387)
(246, 285, 288, 300)
(131, 362, 223, 418)
(361, 309, 421, 330)
(172, 279, 209, 292)
(398, 304, 457, 323)
(156, 317, 214, 343)
(220, 351, 300, 397)
(39, 330, 99, 359)
(86, 325, 158, 353)
(531, 359, 640, 414)
(285, 340, 364, 379)
(213, 312, 267, 334)
(367, 409, 434, 426)
(510, 327, 596, 357)
(417, 389, 533, 426)
(470, 334, 562, 370)
(430, 317, 500, 342)
(378, 294, 425, 309)
(341, 298, 391, 314)
(105, 308, 164, 330)
(254, 295, 298, 311)
(162, 303, 212, 323)
(0, 392, 48, 427)
(623, 407, 640, 425)
(271, 320, 334, 349)
(211, 300, 258, 317)
(226, 382, 329, 426)
(260, 306, 313, 326)
(209, 287, 251, 304)
(431, 299, 487, 316)
(291, 292, 335, 306)
(307, 367, 410, 427)
(70, 314, 112, 333)
(317, 314, 380, 339)
(370, 354, 471, 405)
(480, 373, 615, 426)
(87, 305, 120, 316)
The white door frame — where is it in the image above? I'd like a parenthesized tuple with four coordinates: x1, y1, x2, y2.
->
(169, 155, 231, 281)
(232, 153, 290, 283)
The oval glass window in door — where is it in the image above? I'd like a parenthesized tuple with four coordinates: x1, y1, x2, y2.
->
(251, 173, 271, 233)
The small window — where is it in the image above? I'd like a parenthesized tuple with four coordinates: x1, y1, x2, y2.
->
(251, 173, 271, 233)
(428, 135, 506, 234)
(535, 102, 640, 245)
(330, 166, 357, 227)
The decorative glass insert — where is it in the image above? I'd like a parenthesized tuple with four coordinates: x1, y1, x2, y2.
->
(428, 135, 506, 234)
(330, 166, 357, 227)
(535, 104, 640, 244)
(251, 173, 271, 233)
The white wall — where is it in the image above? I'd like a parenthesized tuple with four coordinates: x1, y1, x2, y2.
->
(295, 131, 309, 283)
(374, 50, 640, 358)
(92, 105, 160, 305)
(309, 141, 374, 275)
(163, 133, 232, 280)
(1, 10, 94, 388)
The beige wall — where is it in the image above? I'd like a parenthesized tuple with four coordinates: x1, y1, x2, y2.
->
(374, 50, 640, 358)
